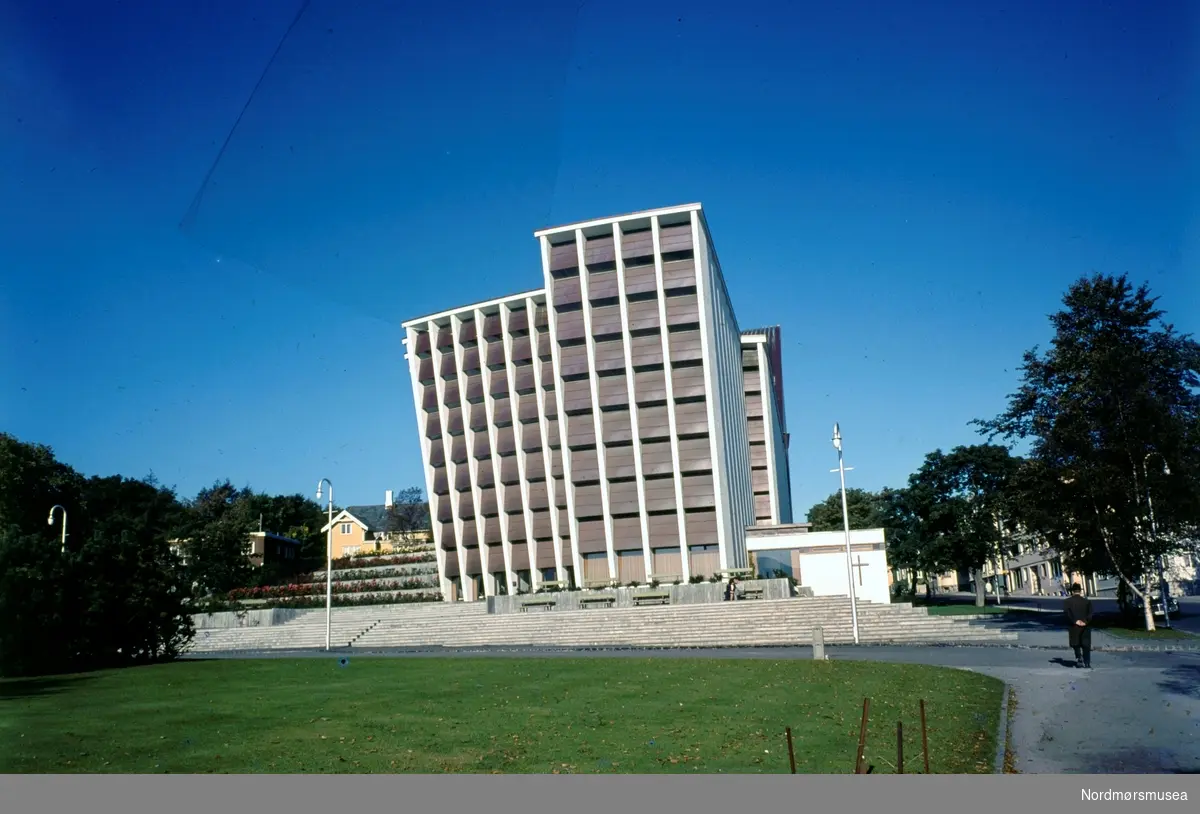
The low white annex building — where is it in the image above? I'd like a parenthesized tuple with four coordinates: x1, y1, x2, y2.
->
(746, 523, 891, 605)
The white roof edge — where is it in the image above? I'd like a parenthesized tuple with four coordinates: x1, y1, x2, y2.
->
(401, 287, 547, 329)
(533, 203, 704, 239)
(740, 334, 768, 343)
(321, 509, 369, 533)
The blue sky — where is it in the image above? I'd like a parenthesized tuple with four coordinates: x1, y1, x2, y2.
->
(2, 0, 1197, 519)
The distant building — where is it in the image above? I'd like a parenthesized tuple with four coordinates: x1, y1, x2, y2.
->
(244, 532, 302, 568)
(320, 490, 433, 559)
(1160, 548, 1200, 597)
(999, 541, 1093, 596)
(169, 532, 301, 568)
(402, 203, 794, 601)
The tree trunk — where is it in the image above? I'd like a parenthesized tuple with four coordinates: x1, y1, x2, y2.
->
(1091, 501, 1155, 630)
(1140, 571, 1157, 632)
(973, 568, 986, 607)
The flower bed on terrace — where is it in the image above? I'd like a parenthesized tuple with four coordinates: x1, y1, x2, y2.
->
(349, 544, 432, 558)
(293, 565, 435, 585)
(229, 577, 435, 601)
(329, 552, 435, 571)
(257, 592, 442, 608)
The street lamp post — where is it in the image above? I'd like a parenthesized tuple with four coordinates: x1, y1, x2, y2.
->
(316, 478, 334, 651)
(47, 505, 67, 553)
(1143, 453, 1172, 629)
(831, 423, 861, 645)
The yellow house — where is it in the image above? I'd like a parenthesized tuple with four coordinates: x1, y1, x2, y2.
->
(320, 492, 432, 559)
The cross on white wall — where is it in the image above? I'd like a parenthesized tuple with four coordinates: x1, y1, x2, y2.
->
(851, 555, 870, 587)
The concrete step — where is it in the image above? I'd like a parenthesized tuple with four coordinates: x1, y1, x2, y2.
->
(193, 613, 958, 641)
(190, 632, 1017, 653)
(192, 611, 960, 635)
(351, 633, 1018, 648)
(194, 602, 945, 627)
(194, 626, 1006, 643)
(186, 596, 1015, 653)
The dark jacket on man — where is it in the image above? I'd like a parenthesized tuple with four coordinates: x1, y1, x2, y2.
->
(1064, 593, 1093, 648)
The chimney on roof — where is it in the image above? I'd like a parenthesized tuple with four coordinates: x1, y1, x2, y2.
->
(385, 489, 394, 509)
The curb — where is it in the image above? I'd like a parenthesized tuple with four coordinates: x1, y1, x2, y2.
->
(993, 682, 1010, 774)
(948, 639, 1200, 653)
(1092, 643, 1200, 652)
(847, 641, 1200, 653)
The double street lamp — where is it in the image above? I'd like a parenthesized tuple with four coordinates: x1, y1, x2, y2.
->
(47, 505, 67, 553)
(316, 478, 334, 651)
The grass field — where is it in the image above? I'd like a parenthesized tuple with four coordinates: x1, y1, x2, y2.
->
(0, 657, 1003, 775)
(1089, 618, 1198, 640)
(922, 605, 1012, 616)
(917, 603, 1199, 641)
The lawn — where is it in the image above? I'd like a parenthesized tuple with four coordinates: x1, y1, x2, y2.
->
(922, 605, 1012, 616)
(1089, 618, 1198, 641)
(0, 657, 1003, 775)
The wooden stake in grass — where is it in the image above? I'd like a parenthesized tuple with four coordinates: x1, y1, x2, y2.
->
(919, 699, 931, 774)
(896, 721, 904, 774)
(785, 726, 797, 774)
(854, 697, 871, 774)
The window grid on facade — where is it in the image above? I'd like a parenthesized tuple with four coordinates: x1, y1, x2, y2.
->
(402, 204, 793, 600)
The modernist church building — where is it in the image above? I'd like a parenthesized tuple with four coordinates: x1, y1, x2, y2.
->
(402, 203, 793, 602)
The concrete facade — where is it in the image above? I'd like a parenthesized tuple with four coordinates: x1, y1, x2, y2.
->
(402, 204, 794, 602)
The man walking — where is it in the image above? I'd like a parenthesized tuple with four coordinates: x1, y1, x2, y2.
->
(1064, 583, 1093, 668)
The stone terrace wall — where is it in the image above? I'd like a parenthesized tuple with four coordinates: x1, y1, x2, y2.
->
(193, 608, 316, 629)
(488, 578, 807, 615)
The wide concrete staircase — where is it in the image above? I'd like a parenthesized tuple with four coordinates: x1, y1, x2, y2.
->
(185, 597, 1016, 654)
(187, 603, 487, 653)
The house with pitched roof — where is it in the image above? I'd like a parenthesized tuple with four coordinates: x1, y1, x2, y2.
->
(320, 490, 432, 559)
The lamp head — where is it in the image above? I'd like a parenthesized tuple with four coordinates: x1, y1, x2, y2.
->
(832, 423, 842, 451)
(1163, 463, 1172, 476)
(47, 513, 54, 526)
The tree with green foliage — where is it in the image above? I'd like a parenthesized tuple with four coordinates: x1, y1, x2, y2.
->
(66, 525, 193, 671)
(804, 488, 888, 532)
(0, 438, 195, 677)
(174, 481, 332, 594)
(385, 486, 432, 544)
(0, 433, 84, 536)
(0, 527, 72, 677)
(174, 480, 258, 598)
(877, 485, 943, 598)
(906, 445, 1021, 607)
(242, 491, 331, 577)
(975, 274, 1200, 630)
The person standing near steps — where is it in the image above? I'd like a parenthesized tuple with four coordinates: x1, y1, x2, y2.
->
(1064, 583, 1093, 668)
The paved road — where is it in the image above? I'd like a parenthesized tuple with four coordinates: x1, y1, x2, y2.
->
(189, 640, 1200, 774)
(829, 646, 1200, 774)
